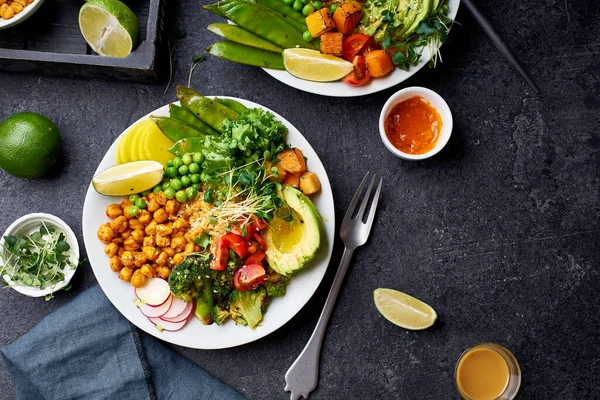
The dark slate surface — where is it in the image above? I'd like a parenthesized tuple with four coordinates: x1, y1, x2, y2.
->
(1, 0, 599, 399)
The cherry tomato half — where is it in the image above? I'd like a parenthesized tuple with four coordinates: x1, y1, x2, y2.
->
(245, 253, 266, 266)
(342, 34, 374, 61)
(221, 233, 248, 259)
(210, 237, 229, 271)
(342, 55, 371, 86)
(233, 264, 267, 291)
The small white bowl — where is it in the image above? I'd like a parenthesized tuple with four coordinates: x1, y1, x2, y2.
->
(0, 0, 45, 30)
(0, 213, 79, 297)
(379, 86, 453, 160)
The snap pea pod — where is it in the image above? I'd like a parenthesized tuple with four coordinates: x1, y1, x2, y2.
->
(207, 23, 283, 53)
(215, 97, 248, 114)
(254, 0, 307, 26)
(168, 104, 218, 135)
(176, 85, 201, 97)
(208, 41, 285, 70)
(169, 137, 205, 157)
(150, 116, 206, 143)
(177, 93, 239, 133)
(202, 3, 226, 18)
(204, 0, 312, 49)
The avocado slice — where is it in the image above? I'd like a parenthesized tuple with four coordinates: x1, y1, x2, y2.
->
(405, 0, 433, 36)
(265, 185, 322, 277)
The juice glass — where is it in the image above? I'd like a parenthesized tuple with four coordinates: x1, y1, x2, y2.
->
(455, 342, 521, 400)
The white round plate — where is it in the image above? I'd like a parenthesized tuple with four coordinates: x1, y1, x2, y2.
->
(263, 0, 459, 97)
(82, 98, 335, 349)
(0, 0, 45, 30)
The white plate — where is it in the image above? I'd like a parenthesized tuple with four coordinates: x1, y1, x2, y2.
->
(82, 98, 335, 349)
(0, 0, 45, 30)
(263, 0, 460, 97)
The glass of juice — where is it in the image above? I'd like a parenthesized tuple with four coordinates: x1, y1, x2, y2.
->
(455, 343, 521, 400)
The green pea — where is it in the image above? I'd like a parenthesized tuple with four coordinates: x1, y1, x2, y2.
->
(182, 153, 193, 165)
(192, 183, 201, 190)
(175, 190, 188, 203)
(191, 174, 200, 183)
(312, 0, 322, 9)
(161, 182, 171, 190)
(129, 194, 140, 204)
(181, 175, 192, 187)
(135, 198, 147, 209)
(166, 159, 173, 167)
(164, 187, 176, 199)
(192, 152, 204, 164)
(302, 31, 312, 42)
(153, 186, 161, 194)
(302, 4, 314, 15)
(189, 163, 200, 174)
(300, 0, 309, 4)
(142, 190, 150, 196)
(165, 166, 177, 178)
(329, 3, 338, 13)
(293, 0, 303, 10)
(170, 178, 183, 191)
(178, 165, 189, 175)
(284, 0, 294, 4)
(173, 157, 183, 168)
(128, 205, 140, 217)
(204, 189, 214, 204)
(186, 186, 198, 200)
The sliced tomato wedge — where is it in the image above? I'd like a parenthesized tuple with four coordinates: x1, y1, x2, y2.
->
(230, 218, 268, 239)
(210, 238, 229, 271)
(221, 233, 248, 259)
(342, 56, 371, 86)
(253, 232, 267, 252)
(244, 253, 265, 266)
(233, 264, 267, 291)
(342, 34, 374, 61)
(247, 240, 260, 255)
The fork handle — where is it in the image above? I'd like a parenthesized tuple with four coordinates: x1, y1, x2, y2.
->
(284, 247, 355, 399)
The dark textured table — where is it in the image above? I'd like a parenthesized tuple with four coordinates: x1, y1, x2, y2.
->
(1, 1, 599, 399)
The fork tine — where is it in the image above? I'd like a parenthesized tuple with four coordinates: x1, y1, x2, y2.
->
(364, 178, 383, 231)
(354, 174, 377, 222)
(343, 172, 370, 222)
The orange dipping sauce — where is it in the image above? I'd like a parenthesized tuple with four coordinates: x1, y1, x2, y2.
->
(384, 96, 442, 155)
(456, 348, 509, 400)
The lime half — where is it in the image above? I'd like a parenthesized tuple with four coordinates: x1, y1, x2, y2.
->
(283, 48, 353, 82)
(79, 0, 140, 58)
(374, 288, 437, 330)
(92, 160, 164, 196)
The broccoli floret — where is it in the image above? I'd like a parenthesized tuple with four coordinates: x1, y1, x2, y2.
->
(212, 305, 230, 325)
(212, 252, 240, 305)
(265, 274, 290, 298)
(168, 255, 210, 302)
(229, 287, 267, 329)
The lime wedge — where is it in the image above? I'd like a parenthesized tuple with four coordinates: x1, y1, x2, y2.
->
(283, 48, 353, 82)
(79, 0, 140, 58)
(92, 161, 164, 196)
(374, 288, 437, 330)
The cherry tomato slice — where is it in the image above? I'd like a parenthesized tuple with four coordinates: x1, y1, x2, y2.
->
(233, 264, 267, 291)
(221, 233, 248, 259)
(342, 34, 372, 61)
(245, 253, 266, 266)
(253, 232, 268, 252)
(230, 218, 268, 239)
(342, 65, 371, 86)
(247, 240, 260, 255)
(352, 55, 367, 80)
(210, 237, 229, 271)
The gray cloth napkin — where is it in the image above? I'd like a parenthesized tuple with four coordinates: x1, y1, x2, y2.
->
(1, 285, 245, 400)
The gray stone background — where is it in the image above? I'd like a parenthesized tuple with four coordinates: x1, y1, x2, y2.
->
(1, 0, 599, 399)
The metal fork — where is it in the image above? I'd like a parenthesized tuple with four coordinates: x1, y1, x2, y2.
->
(284, 172, 383, 400)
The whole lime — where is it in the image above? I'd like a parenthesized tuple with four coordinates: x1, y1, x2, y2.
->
(0, 112, 62, 178)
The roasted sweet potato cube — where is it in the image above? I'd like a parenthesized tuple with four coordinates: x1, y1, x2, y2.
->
(299, 172, 321, 195)
(305, 8, 335, 37)
(333, 2, 363, 35)
(320, 32, 344, 56)
(277, 148, 306, 174)
(284, 171, 303, 188)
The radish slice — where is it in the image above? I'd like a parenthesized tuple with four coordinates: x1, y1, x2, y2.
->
(138, 294, 172, 318)
(135, 278, 171, 306)
(161, 300, 194, 323)
(160, 297, 189, 320)
(149, 316, 190, 332)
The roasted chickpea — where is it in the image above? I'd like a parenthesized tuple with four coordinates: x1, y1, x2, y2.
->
(165, 200, 179, 216)
(118, 266, 134, 282)
(110, 216, 128, 233)
(172, 231, 185, 238)
(130, 270, 146, 288)
(140, 264, 155, 278)
(106, 204, 123, 219)
(109, 256, 123, 272)
(123, 206, 135, 219)
(121, 250, 135, 268)
(147, 198, 160, 213)
(97, 224, 115, 244)
(172, 252, 186, 265)
(157, 266, 171, 279)
(134, 252, 148, 267)
(156, 192, 168, 206)
(163, 247, 176, 257)
(156, 251, 169, 266)
(145, 220, 158, 236)
(172, 218, 189, 232)
(111, 237, 124, 245)
(156, 235, 170, 248)
(124, 238, 140, 251)
(143, 236, 156, 247)
(118, 247, 125, 257)
(153, 209, 169, 224)
(156, 224, 173, 236)
(138, 210, 152, 225)
(129, 219, 144, 231)
(104, 242, 119, 257)
(185, 242, 195, 254)
(131, 229, 145, 243)
(171, 237, 186, 252)
(184, 233, 195, 243)
(121, 229, 132, 239)
(142, 246, 159, 261)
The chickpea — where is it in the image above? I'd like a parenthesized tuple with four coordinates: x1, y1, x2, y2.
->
(153, 208, 169, 224)
(156, 235, 170, 248)
(185, 242, 195, 254)
(130, 270, 147, 288)
(173, 218, 189, 232)
(121, 229, 132, 239)
(106, 204, 123, 219)
(0, 1, 7, 6)
(171, 237, 186, 252)
(172, 252, 186, 265)
(134, 252, 148, 267)
(145, 220, 158, 236)
(147, 192, 156, 201)
(10, 1, 23, 13)
(163, 247, 176, 257)
(156, 224, 173, 236)
(172, 231, 184, 238)
(124, 238, 139, 251)
(2, 5, 14, 19)
(111, 237, 124, 245)
(165, 200, 179, 216)
(109, 256, 123, 272)
(123, 206, 135, 219)
(131, 229, 145, 243)
(110, 216, 128, 233)
(156, 251, 169, 266)
(142, 246, 159, 261)
(147, 198, 160, 213)
(156, 192, 167, 206)
(143, 236, 156, 247)
(184, 233, 195, 243)
(118, 247, 125, 257)
(97, 224, 115, 244)
(121, 251, 135, 268)
(129, 219, 144, 231)
(157, 266, 171, 280)
(118, 266, 134, 282)
(140, 264, 155, 278)
(138, 210, 152, 225)
(104, 242, 119, 257)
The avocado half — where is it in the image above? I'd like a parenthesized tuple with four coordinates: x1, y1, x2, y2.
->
(265, 185, 322, 276)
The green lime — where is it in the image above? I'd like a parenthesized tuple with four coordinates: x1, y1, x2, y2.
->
(374, 288, 437, 330)
(78, 0, 140, 58)
(0, 112, 62, 179)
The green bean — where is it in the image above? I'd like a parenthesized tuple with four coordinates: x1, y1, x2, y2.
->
(177, 93, 239, 132)
(215, 97, 248, 114)
(168, 104, 219, 135)
(253, 0, 307, 26)
(207, 23, 283, 53)
(208, 41, 285, 70)
(150, 117, 206, 143)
